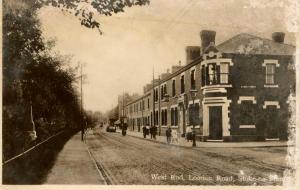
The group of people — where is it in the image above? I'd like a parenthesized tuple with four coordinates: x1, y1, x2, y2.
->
(142, 125, 157, 139)
(166, 126, 193, 144)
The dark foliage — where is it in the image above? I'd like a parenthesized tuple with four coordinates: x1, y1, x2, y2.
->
(2, 7, 82, 160)
(5, 0, 150, 34)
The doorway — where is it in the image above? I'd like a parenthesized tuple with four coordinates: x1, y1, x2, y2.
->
(209, 106, 223, 140)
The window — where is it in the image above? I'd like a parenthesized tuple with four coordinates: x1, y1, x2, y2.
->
(147, 98, 149, 109)
(164, 110, 167, 126)
(154, 88, 158, 102)
(174, 107, 178, 126)
(181, 75, 185, 94)
(156, 111, 159, 125)
(172, 79, 176, 97)
(160, 86, 164, 100)
(171, 107, 178, 126)
(189, 103, 200, 125)
(163, 84, 167, 96)
(161, 110, 164, 125)
(208, 63, 217, 85)
(191, 69, 196, 89)
(266, 64, 275, 84)
(240, 101, 255, 125)
(220, 63, 229, 84)
(201, 65, 205, 87)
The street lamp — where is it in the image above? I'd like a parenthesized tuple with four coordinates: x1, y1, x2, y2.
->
(190, 89, 198, 147)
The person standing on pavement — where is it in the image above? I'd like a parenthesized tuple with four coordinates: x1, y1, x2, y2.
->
(146, 125, 150, 137)
(186, 125, 193, 142)
(166, 127, 172, 144)
(153, 125, 157, 139)
(150, 126, 153, 139)
(142, 125, 147, 138)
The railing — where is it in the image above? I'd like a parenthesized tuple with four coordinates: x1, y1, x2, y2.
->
(2, 129, 78, 184)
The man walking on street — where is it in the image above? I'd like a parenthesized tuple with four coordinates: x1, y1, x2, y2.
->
(166, 127, 172, 144)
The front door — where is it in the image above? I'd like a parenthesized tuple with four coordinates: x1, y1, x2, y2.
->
(209, 106, 223, 140)
(265, 107, 279, 139)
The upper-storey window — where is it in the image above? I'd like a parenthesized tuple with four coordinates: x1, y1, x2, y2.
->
(208, 63, 217, 85)
(220, 63, 229, 84)
(154, 88, 158, 102)
(160, 86, 164, 100)
(190, 69, 196, 89)
(180, 75, 185, 94)
(266, 64, 275, 84)
(172, 79, 176, 97)
(201, 58, 233, 87)
(163, 83, 167, 96)
(147, 98, 149, 109)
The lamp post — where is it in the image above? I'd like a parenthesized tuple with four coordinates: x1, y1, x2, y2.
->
(190, 89, 198, 147)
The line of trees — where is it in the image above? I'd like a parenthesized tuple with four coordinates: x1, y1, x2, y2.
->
(3, 0, 150, 160)
(2, 6, 84, 160)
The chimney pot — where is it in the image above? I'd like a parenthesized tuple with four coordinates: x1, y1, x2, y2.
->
(200, 30, 216, 53)
(185, 46, 200, 65)
(272, 32, 285, 43)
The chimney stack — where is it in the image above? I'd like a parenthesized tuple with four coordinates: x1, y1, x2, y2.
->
(185, 46, 200, 65)
(200, 30, 216, 53)
(272, 32, 285, 43)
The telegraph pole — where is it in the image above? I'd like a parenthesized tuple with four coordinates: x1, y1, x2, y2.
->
(80, 63, 84, 141)
(152, 67, 155, 128)
(158, 75, 161, 136)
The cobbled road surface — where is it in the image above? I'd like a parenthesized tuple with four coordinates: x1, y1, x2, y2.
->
(85, 128, 290, 185)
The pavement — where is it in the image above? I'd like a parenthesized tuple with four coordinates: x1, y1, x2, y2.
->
(119, 129, 292, 148)
(44, 132, 105, 184)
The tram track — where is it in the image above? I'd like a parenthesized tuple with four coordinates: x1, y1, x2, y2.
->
(87, 130, 285, 185)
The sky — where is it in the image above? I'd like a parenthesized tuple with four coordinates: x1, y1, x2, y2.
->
(38, 0, 297, 113)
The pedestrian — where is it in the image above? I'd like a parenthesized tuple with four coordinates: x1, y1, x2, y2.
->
(146, 125, 150, 137)
(142, 125, 147, 138)
(150, 126, 153, 139)
(166, 127, 172, 144)
(153, 125, 157, 139)
(186, 126, 193, 142)
(171, 129, 178, 144)
(122, 122, 127, 136)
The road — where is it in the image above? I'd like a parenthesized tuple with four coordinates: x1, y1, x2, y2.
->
(85, 128, 290, 185)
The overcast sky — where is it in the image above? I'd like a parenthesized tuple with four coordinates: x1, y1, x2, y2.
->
(38, 0, 297, 113)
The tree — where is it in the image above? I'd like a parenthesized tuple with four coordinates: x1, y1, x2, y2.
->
(3, 7, 82, 159)
(4, 0, 150, 34)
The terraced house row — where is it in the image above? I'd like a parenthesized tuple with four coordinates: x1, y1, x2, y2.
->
(118, 30, 296, 142)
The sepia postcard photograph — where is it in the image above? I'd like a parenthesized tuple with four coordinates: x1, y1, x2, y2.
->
(1, 0, 300, 189)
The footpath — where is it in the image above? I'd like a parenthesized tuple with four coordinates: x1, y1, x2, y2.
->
(44, 132, 105, 184)
(119, 129, 291, 148)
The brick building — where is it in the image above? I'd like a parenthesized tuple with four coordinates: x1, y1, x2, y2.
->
(121, 30, 295, 142)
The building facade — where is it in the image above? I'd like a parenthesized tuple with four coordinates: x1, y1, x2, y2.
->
(122, 30, 295, 142)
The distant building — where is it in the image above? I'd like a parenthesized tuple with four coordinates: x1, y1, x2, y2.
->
(122, 30, 295, 142)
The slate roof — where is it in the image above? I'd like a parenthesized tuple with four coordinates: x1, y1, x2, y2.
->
(216, 33, 295, 55)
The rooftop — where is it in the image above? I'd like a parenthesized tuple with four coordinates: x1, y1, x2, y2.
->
(217, 33, 295, 55)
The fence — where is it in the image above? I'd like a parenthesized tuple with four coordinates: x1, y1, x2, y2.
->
(2, 128, 78, 184)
